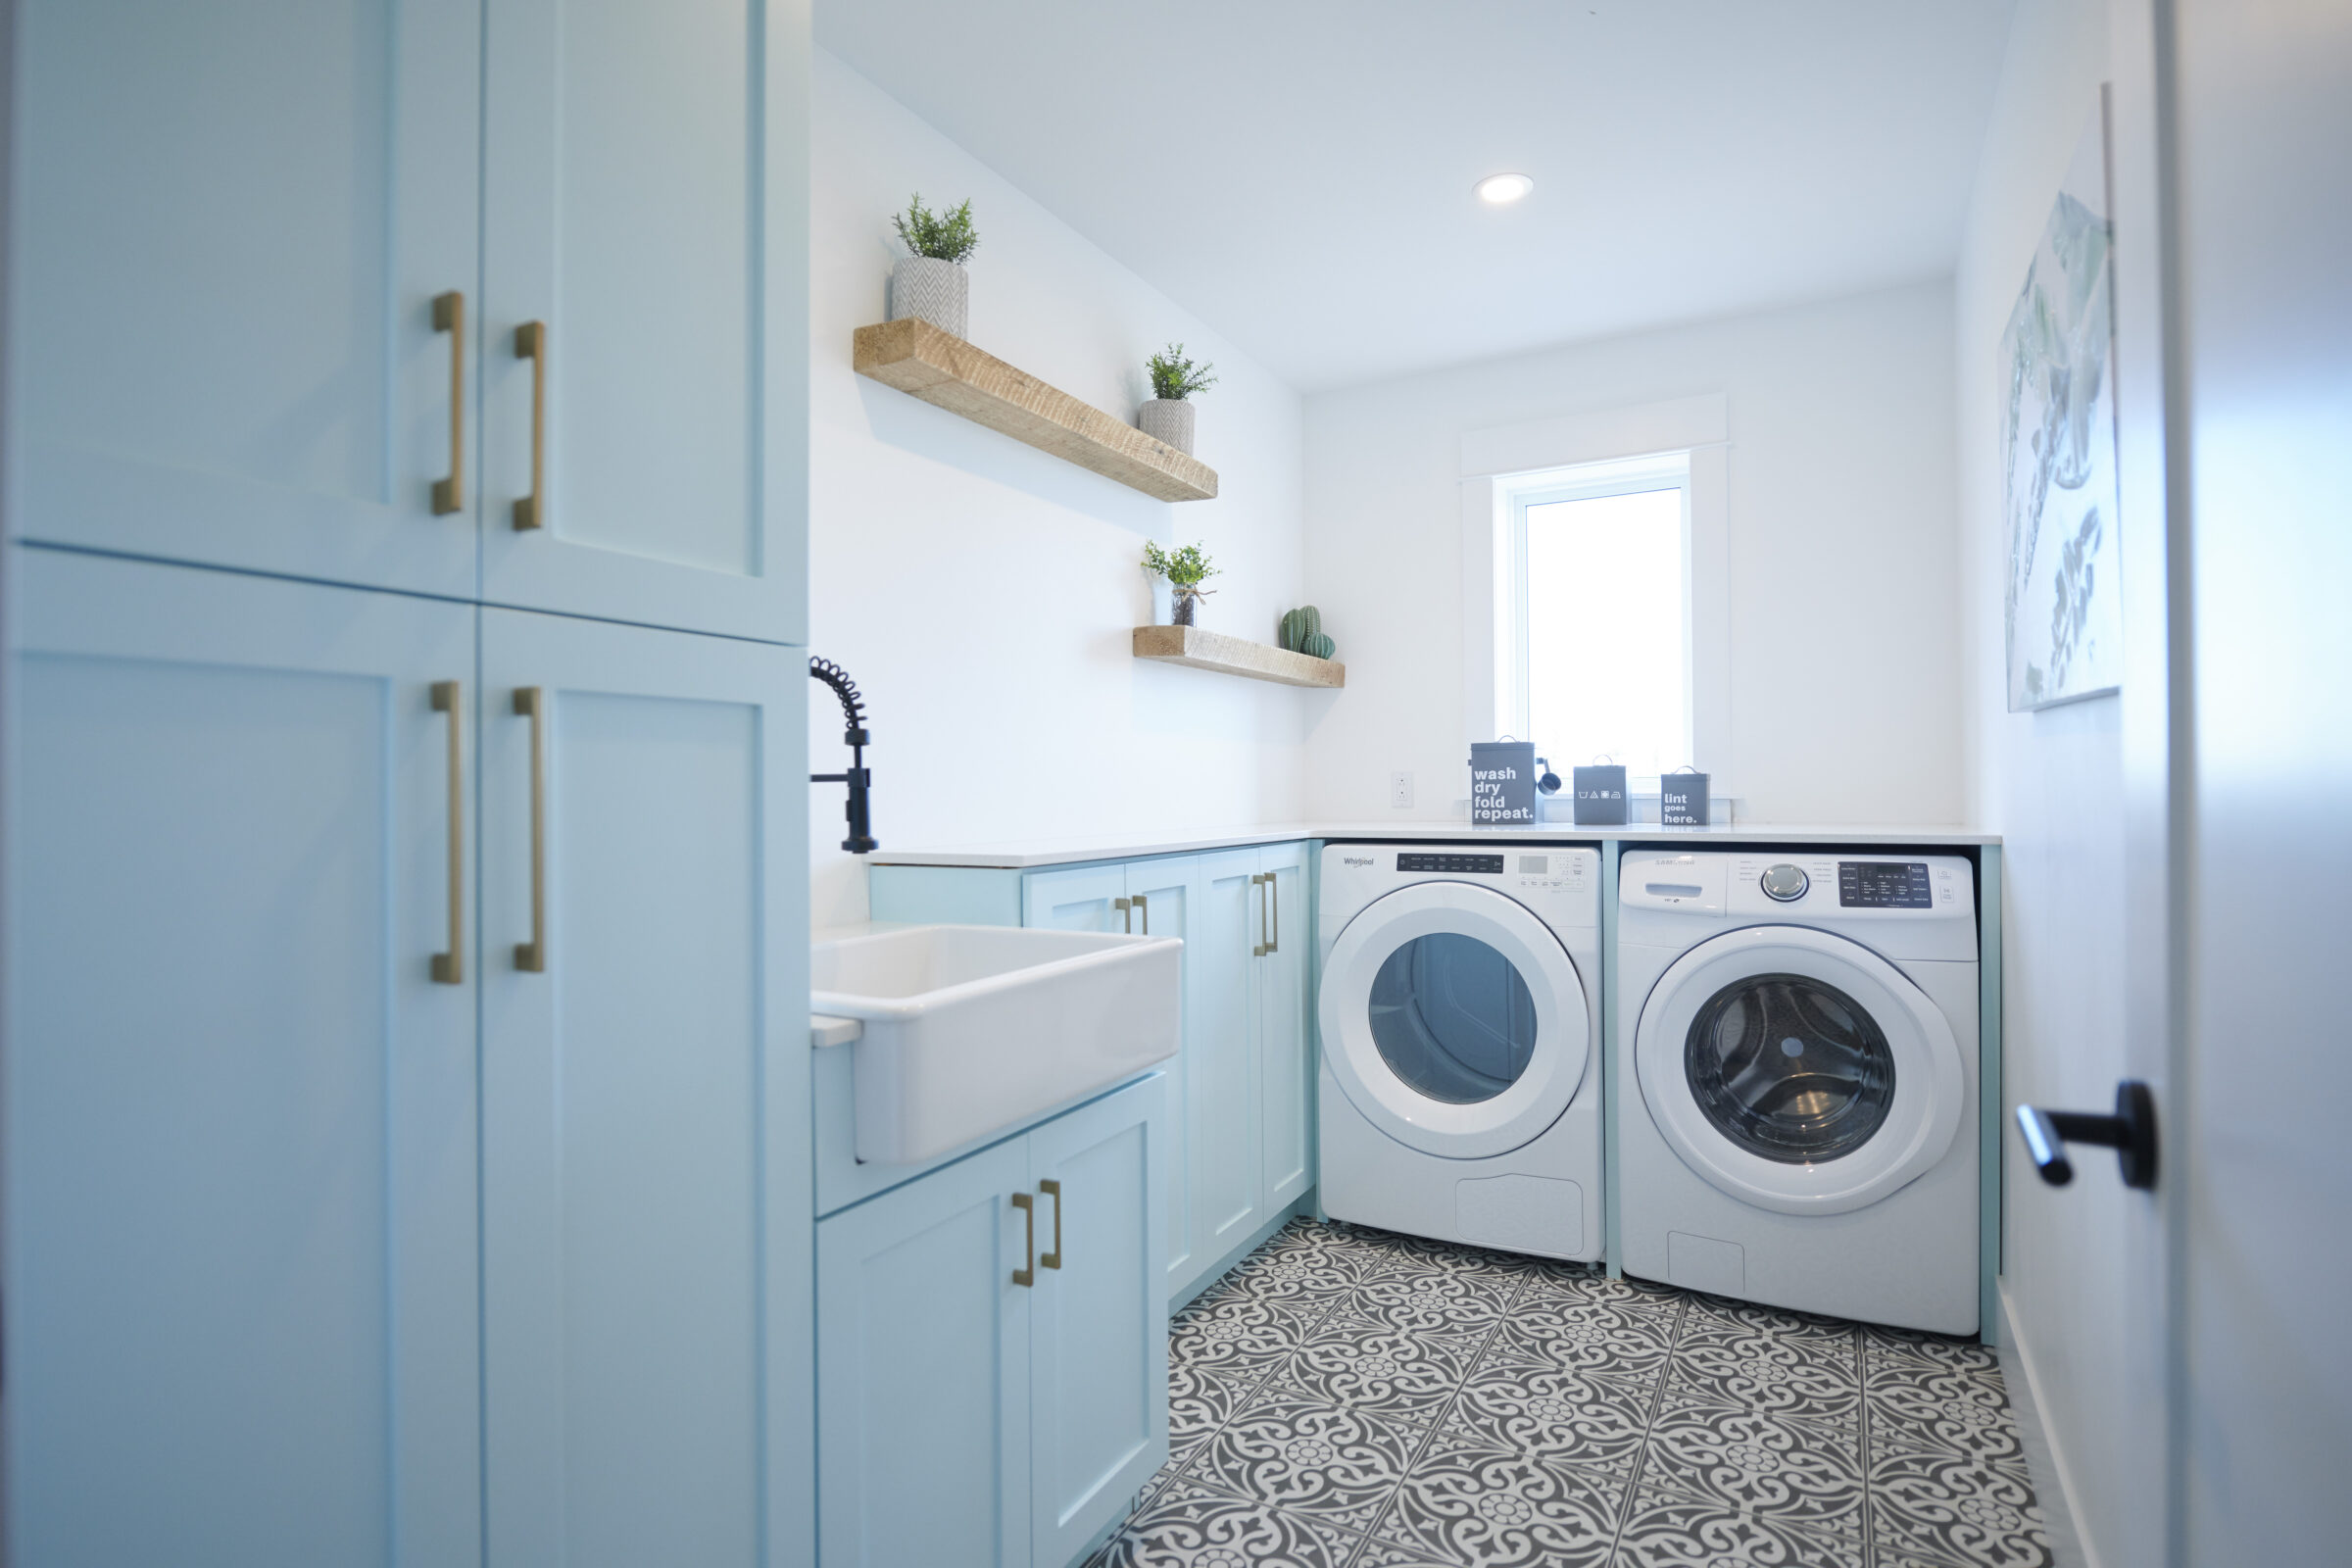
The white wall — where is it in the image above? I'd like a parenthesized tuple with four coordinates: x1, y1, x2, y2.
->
(1953, 1, 2123, 1564)
(808, 53, 1312, 924)
(1299, 283, 1961, 824)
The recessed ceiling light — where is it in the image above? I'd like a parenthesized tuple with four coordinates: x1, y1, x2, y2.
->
(1476, 172, 1535, 205)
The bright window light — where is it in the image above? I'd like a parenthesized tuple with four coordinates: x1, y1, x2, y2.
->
(1510, 459, 1691, 783)
(1476, 172, 1534, 205)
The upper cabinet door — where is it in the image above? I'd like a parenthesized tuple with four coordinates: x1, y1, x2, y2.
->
(479, 0, 808, 643)
(10, 0, 483, 598)
(477, 606, 806, 1568)
(5, 553, 481, 1566)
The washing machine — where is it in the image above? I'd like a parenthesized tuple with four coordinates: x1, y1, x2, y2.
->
(1617, 850, 1980, 1333)
(1317, 843, 1603, 1261)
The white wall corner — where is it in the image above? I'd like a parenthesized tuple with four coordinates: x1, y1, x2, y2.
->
(1459, 475, 1503, 754)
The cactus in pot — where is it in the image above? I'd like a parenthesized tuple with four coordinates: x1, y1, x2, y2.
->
(1280, 607, 1334, 660)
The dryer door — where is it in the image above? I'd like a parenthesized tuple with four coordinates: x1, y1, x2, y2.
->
(1635, 924, 1963, 1215)
(1319, 882, 1590, 1159)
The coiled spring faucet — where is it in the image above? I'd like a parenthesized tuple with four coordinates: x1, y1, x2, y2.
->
(808, 657, 878, 854)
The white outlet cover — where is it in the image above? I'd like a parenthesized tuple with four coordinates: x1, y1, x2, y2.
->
(1390, 771, 1415, 808)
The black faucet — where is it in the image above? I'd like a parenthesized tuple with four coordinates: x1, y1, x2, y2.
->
(808, 657, 878, 854)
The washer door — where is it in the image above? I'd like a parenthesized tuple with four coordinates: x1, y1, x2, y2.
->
(1636, 924, 1963, 1215)
(1320, 882, 1590, 1159)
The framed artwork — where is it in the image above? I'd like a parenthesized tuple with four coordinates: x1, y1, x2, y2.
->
(2000, 92, 2123, 710)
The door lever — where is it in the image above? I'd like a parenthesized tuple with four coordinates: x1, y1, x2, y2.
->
(2016, 1080, 2158, 1190)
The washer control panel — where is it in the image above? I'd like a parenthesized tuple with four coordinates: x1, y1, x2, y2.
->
(1396, 853, 1504, 874)
(1759, 863, 1810, 902)
(1838, 860, 1935, 908)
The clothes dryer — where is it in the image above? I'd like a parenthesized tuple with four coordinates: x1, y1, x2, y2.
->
(1317, 844, 1602, 1260)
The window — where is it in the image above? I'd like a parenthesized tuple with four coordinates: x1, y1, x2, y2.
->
(1503, 453, 1692, 784)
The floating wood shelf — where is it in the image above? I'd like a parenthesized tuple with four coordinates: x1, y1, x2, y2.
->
(854, 318, 1219, 503)
(1132, 625, 1345, 689)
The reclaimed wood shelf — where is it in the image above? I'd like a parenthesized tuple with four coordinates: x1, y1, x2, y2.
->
(854, 318, 1218, 503)
(1132, 625, 1345, 689)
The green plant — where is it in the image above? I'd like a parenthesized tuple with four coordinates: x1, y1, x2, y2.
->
(1279, 606, 1321, 653)
(893, 193, 979, 264)
(1147, 343, 1218, 402)
(1142, 540, 1218, 594)
(1302, 630, 1335, 660)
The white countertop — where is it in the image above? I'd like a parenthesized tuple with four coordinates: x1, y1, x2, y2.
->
(865, 819, 1999, 869)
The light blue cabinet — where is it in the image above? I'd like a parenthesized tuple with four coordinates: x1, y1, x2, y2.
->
(477, 606, 808, 1568)
(817, 1074, 1167, 1568)
(4, 554, 813, 1566)
(9, 0, 810, 644)
(879, 842, 1315, 1306)
(5, 553, 484, 1566)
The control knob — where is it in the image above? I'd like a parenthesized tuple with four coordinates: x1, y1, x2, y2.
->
(1760, 863, 1809, 902)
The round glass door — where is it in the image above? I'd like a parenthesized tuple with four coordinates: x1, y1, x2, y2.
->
(1369, 934, 1538, 1103)
(1684, 973, 1894, 1162)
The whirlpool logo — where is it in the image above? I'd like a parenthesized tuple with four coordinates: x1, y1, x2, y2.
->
(1342, 857, 1376, 867)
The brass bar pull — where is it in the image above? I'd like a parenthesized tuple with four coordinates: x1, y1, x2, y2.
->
(1266, 874, 1279, 956)
(1251, 873, 1268, 957)
(1038, 1179, 1063, 1269)
(429, 681, 465, 984)
(1011, 1192, 1036, 1287)
(513, 321, 547, 530)
(514, 687, 547, 972)
(1132, 894, 1149, 936)
(431, 291, 466, 514)
(1113, 896, 1131, 934)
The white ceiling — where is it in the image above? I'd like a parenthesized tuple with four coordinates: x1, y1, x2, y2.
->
(815, 1, 2019, 393)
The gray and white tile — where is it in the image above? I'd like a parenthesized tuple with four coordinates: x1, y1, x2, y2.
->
(1641, 1396, 1866, 1536)
(1172, 1293, 1326, 1379)
(1086, 1477, 1368, 1568)
(1446, 1357, 1655, 1472)
(1342, 1265, 1520, 1338)
(1869, 1446, 2054, 1568)
(1191, 1387, 1427, 1534)
(1614, 1483, 1869, 1568)
(1371, 1430, 1623, 1567)
(1278, 1313, 1484, 1426)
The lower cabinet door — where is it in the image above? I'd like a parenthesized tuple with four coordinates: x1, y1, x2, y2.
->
(4, 552, 481, 1566)
(478, 607, 808, 1568)
(1193, 852, 1266, 1269)
(1121, 861, 1196, 1294)
(817, 1139, 1033, 1568)
(1257, 847, 1313, 1208)
(1027, 1076, 1170, 1566)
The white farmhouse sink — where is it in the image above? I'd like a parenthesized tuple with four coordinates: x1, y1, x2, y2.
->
(810, 924, 1182, 1164)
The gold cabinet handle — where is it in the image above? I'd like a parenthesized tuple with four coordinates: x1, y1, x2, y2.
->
(1132, 893, 1149, 936)
(513, 687, 547, 971)
(1113, 896, 1131, 934)
(1266, 874, 1279, 956)
(1010, 1192, 1036, 1287)
(429, 681, 465, 983)
(1038, 1179, 1063, 1270)
(1251, 872, 1268, 958)
(431, 291, 466, 514)
(513, 320, 547, 530)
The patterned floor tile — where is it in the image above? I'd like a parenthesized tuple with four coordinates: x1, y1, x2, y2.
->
(1190, 1387, 1428, 1534)
(1863, 1322, 2004, 1379)
(1489, 1294, 1677, 1374)
(1869, 1446, 2054, 1568)
(1684, 1294, 1863, 1351)
(1614, 1482, 1869, 1567)
(1667, 1329, 1863, 1425)
(1641, 1396, 1866, 1535)
(1172, 1294, 1326, 1378)
(1086, 1477, 1369, 1568)
(1279, 1313, 1485, 1425)
(1865, 1379, 2030, 1477)
(1518, 1263, 1685, 1314)
(1341, 1266, 1520, 1337)
(1370, 1431, 1623, 1567)
(1171, 1362, 1260, 1461)
(1445, 1356, 1655, 1471)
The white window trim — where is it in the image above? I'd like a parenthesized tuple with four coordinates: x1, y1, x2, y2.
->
(1459, 394, 1731, 789)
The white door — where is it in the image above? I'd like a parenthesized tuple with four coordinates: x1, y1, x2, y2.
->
(1317, 880, 1589, 1159)
(2098, 4, 2352, 1561)
(4, 553, 480, 1566)
(10, 0, 483, 598)
(478, 0, 807, 642)
(478, 606, 805, 1568)
(1633, 925, 1964, 1215)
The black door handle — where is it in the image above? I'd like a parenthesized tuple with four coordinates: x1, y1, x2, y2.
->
(2015, 1081, 2158, 1190)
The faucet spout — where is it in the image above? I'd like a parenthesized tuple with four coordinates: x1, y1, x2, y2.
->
(808, 657, 879, 854)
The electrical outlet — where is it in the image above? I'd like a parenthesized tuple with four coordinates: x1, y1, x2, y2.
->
(1390, 771, 1415, 809)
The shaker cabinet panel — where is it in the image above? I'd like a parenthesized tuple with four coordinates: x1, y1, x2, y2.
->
(3, 552, 482, 1567)
(1192, 852, 1267, 1264)
(11, 0, 484, 598)
(480, 0, 808, 642)
(478, 606, 805, 1568)
(1256, 848, 1314, 1209)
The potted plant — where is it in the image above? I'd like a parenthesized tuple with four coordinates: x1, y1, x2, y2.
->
(1140, 343, 1216, 456)
(1142, 540, 1218, 626)
(889, 193, 978, 338)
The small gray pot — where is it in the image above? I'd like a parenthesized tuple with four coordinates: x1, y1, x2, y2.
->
(890, 256, 968, 338)
(1139, 398, 1196, 456)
